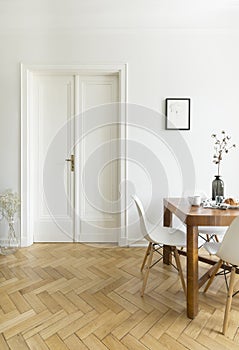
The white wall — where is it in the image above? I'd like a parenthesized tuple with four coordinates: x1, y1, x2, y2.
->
(1, 0, 239, 244)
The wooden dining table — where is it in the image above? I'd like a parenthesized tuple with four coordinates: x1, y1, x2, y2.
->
(163, 197, 239, 319)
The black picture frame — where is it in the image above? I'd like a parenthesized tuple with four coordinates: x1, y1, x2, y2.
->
(165, 98, 190, 130)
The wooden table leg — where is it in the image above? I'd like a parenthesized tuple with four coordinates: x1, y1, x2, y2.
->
(163, 206, 172, 265)
(187, 225, 199, 319)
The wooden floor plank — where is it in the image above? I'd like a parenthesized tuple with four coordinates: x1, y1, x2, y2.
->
(40, 310, 83, 340)
(166, 312, 191, 339)
(23, 310, 67, 340)
(45, 334, 69, 350)
(76, 310, 115, 340)
(177, 333, 209, 350)
(57, 310, 98, 340)
(37, 291, 62, 314)
(9, 291, 32, 314)
(26, 334, 49, 350)
(7, 334, 30, 350)
(0, 310, 35, 334)
(64, 334, 88, 350)
(64, 291, 93, 313)
(93, 310, 130, 340)
(111, 309, 147, 340)
(22, 293, 47, 314)
(82, 334, 109, 350)
(121, 334, 149, 350)
(197, 333, 235, 350)
(0, 293, 17, 314)
(78, 291, 108, 314)
(0, 333, 10, 350)
(4, 310, 51, 340)
(93, 291, 123, 314)
(140, 334, 168, 350)
(130, 309, 162, 339)
(149, 309, 180, 339)
(184, 309, 212, 339)
(107, 291, 138, 314)
(102, 334, 129, 350)
(158, 333, 188, 350)
(50, 291, 78, 314)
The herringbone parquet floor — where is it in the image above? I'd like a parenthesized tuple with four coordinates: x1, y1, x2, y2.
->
(0, 243, 239, 350)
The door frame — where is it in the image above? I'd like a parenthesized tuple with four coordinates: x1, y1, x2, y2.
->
(21, 63, 128, 247)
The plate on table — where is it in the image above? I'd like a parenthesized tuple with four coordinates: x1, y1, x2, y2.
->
(227, 204, 239, 209)
(223, 198, 239, 209)
(202, 199, 239, 210)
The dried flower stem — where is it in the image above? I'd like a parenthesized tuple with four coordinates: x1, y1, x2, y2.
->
(212, 131, 236, 176)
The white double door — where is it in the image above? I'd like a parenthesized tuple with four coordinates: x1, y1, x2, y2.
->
(32, 73, 120, 243)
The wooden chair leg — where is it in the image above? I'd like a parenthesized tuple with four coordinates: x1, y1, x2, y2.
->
(173, 247, 186, 296)
(222, 266, 236, 335)
(141, 242, 152, 272)
(215, 235, 219, 243)
(204, 259, 223, 293)
(141, 244, 154, 297)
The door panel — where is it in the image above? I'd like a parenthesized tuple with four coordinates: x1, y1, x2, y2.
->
(33, 75, 75, 242)
(77, 75, 120, 242)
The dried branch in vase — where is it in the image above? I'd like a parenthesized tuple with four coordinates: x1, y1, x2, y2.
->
(212, 131, 236, 176)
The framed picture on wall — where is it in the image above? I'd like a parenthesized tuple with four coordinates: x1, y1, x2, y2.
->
(165, 98, 190, 130)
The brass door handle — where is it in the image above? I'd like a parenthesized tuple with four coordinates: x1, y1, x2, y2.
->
(65, 154, 75, 172)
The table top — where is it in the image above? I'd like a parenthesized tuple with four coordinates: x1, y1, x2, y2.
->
(164, 197, 239, 226)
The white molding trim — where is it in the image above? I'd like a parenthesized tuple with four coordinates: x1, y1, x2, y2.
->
(118, 63, 128, 247)
(21, 63, 128, 247)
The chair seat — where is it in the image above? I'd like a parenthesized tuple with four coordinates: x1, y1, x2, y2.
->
(204, 241, 221, 255)
(198, 226, 227, 246)
(198, 226, 227, 235)
(147, 223, 205, 248)
(147, 225, 187, 247)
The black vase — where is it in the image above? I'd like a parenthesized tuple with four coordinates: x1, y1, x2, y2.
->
(212, 175, 224, 200)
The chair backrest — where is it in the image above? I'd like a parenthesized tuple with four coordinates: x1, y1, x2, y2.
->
(217, 216, 239, 266)
(132, 195, 151, 241)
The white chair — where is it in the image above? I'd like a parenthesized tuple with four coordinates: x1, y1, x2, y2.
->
(198, 226, 227, 245)
(203, 216, 239, 335)
(132, 195, 187, 296)
(190, 193, 227, 245)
